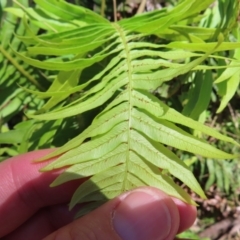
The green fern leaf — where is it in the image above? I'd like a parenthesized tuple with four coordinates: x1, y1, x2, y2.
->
(0, 0, 46, 155)
(215, 33, 240, 113)
(0, 0, 87, 155)
(13, 0, 239, 215)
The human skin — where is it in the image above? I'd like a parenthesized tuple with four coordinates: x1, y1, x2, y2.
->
(0, 149, 197, 240)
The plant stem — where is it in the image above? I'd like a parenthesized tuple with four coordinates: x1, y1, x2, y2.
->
(101, 0, 106, 18)
(137, 0, 147, 14)
(113, 0, 117, 22)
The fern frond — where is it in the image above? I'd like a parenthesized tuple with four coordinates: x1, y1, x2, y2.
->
(13, 0, 239, 216)
(0, 0, 46, 156)
(0, 0, 87, 155)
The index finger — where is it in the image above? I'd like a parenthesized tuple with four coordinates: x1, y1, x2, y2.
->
(0, 149, 82, 237)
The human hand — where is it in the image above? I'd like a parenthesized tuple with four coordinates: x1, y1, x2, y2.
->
(0, 149, 197, 240)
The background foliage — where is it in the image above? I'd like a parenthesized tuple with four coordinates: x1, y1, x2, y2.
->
(1, 0, 240, 238)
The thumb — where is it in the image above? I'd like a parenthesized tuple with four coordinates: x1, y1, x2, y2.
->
(43, 187, 193, 240)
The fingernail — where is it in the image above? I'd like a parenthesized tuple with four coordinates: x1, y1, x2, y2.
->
(112, 190, 171, 240)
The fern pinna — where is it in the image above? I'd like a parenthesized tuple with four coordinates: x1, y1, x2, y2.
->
(13, 0, 239, 217)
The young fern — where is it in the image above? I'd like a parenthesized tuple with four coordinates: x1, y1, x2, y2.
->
(11, 0, 240, 217)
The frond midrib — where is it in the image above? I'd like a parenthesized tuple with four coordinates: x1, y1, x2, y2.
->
(113, 23, 133, 193)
